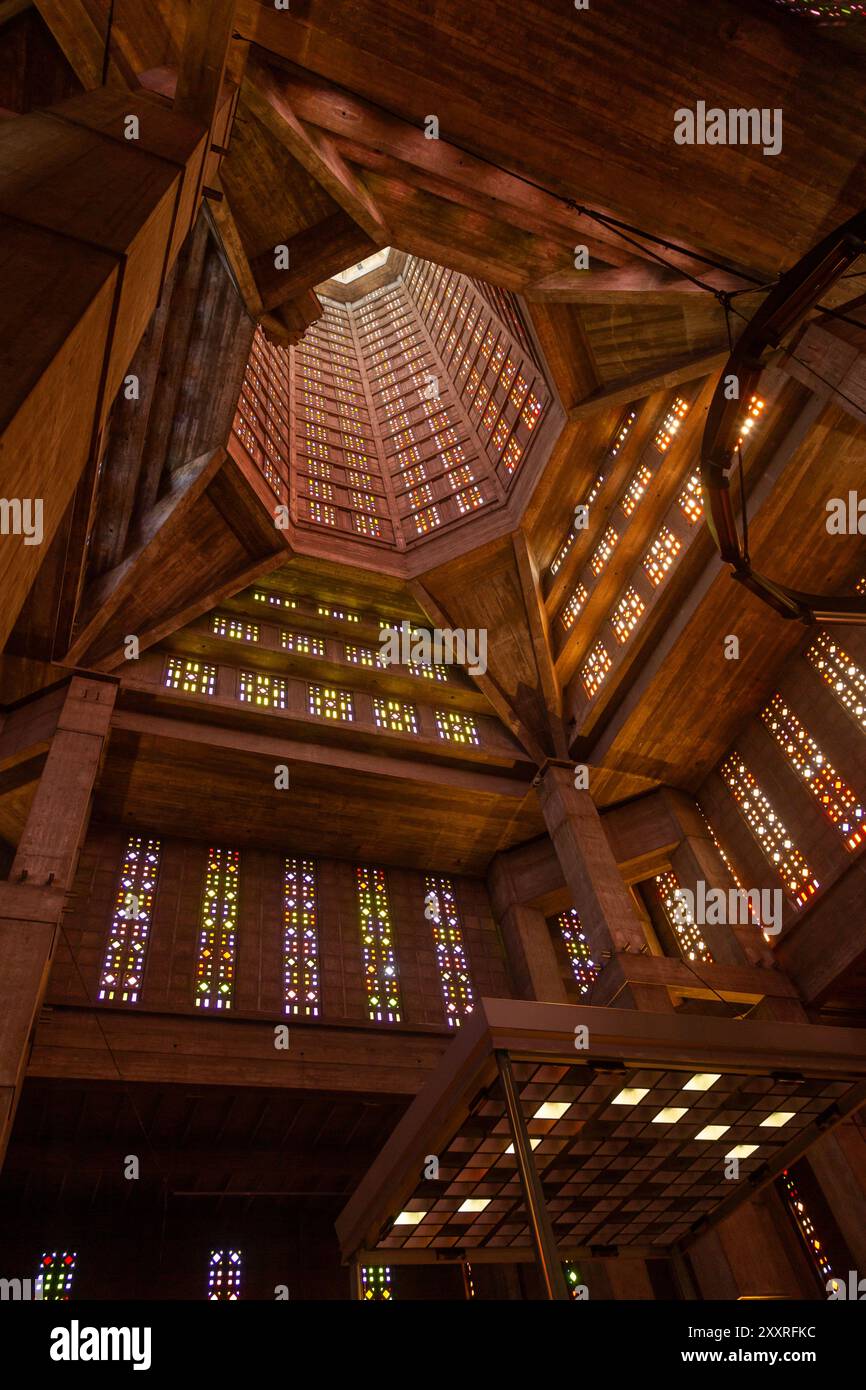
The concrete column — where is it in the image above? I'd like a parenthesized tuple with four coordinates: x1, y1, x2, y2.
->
(690, 1192, 814, 1300)
(488, 853, 566, 1002)
(0, 676, 116, 1167)
(536, 763, 672, 1010)
(0, 83, 226, 647)
(807, 1125, 866, 1274)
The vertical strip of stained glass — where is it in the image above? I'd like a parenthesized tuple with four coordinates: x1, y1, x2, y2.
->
(555, 909, 598, 995)
(98, 836, 161, 1004)
(655, 870, 713, 963)
(760, 693, 865, 849)
(778, 1169, 838, 1294)
(806, 632, 866, 732)
(361, 1265, 393, 1300)
(35, 1252, 77, 1300)
(194, 848, 240, 1010)
(284, 858, 320, 1017)
(207, 1249, 242, 1300)
(423, 875, 475, 1026)
(720, 754, 820, 907)
(356, 867, 401, 1022)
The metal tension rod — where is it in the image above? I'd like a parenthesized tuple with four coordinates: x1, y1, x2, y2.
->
(701, 208, 866, 626)
(496, 1050, 570, 1300)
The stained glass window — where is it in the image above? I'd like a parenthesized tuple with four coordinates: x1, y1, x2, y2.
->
(697, 804, 764, 932)
(423, 875, 475, 1026)
(362, 1265, 393, 1300)
(253, 590, 296, 609)
(608, 408, 637, 457)
(655, 870, 713, 963)
(778, 1168, 838, 1293)
(308, 501, 336, 526)
(677, 471, 703, 524)
(98, 835, 161, 1004)
(408, 660, 448, 682)
(502, 437, 522, 473)
(556, 909, 597, 995)
(643, 526, 681, 585)
(356, 867, 402, 1023)
(413, 505, 442, 533)
(561, 583, 588, 632)
(307, 479, 334, 502)
(239, 671, 288, 709)
(354, 513, 383, 538)
(581, 641, 612, 697)
(164, 657, 216, 696)
(585, 473, 605, 506)
(455, 485, 484, 513)
(212, 615, 259, 642)
(620, 463, 653, 517)
(406, 483, 434, 510)
(345, 644, 385, 669)
(590, 526, 619, 576)
(194, 848, 240, 1010)
(281, 631, 325, 657)
(308, 685, 354, 720)
(208, 1249, 242, 1300)
(550, 530, 577, 576)
(435, 710, 480, 745)
(318, 605, 359, 623)
(769, 1, 865, 19)
(720, 755, 820, 907)
(760, 693, 864, 849)
(735, 393, 765, 448)
(653, 396, 689, 451)
(806, 631, 866, 732)
(36, 1251, 77, 1300)
(284, 858, 319, 1017)
(610, 588, 645, 644)
(372, 697, 418, 733)
(550, 470, 605, 577)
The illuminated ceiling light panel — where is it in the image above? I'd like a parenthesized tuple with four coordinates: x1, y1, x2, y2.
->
(726, 1144, 759, 1159)
(458, 1198, 491, 1213)
(760, 1112, 795, 1128)
(652, 1107, 689, 1123)
(533, 1101, 571, 1120)
(394, 1210, 427, 1226)
(330, 249, 391, 284)
(505, 1138, 542, 1154)
(683, 1073, 721, 1092)
(695, 1124, 730, 1141)
(611, 1087, 649, 1106)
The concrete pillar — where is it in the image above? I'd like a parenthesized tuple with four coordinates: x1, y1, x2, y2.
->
(689, 1192, 814, 1300)
(488, 854, 566, 1002)
(0, 84, 226, 647)
(0, 676, 115, 1167)
(536, 763, 672, 1010)
(807, 1126, 866, 1274)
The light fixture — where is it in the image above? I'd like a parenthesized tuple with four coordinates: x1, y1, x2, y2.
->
(394, 1210, 427, 1226)
(760, 1112, 794, 1128)
(458, 1198, 491, 1213)
(505, 1138, 541, 1154)
(683, 1073, 721, 1092)
(652, 1107, 688, 1124)
(726, 1144, 759, 1159)
(533, 1101, 570, 1120)
(611, 1087, 649, 1106)
(695, 1124, 730, 1141)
